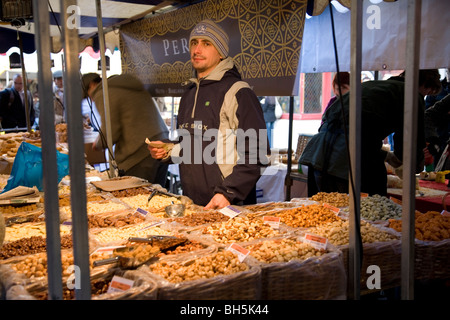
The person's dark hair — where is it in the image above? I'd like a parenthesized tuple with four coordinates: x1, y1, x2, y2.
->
(418, 69, 441, 95)
(332, 72, 350, 87)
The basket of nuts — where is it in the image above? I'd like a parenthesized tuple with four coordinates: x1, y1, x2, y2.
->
(307, 219, 401, 293)
(387, 211, 450, 280)
(244, 236, 347, 300)
(141, 249, 262, 300)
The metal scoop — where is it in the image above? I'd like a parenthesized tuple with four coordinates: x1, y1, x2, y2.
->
(128, 235, 188, 251)
(93, 244, 160, 269)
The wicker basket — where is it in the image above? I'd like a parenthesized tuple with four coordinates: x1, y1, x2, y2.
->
(256, 251, 346, 300)
(92, 269, 158, 300)
(295, 134, 314, 160)
(414, 238, 450, 280)
(140, 253, 262, 300)
(340, 240, 402, 295)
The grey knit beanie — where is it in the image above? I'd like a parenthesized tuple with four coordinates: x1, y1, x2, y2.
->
(189, 19, 229, 59)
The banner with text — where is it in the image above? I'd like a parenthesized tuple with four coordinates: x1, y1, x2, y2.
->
(120, 0, 307, 97)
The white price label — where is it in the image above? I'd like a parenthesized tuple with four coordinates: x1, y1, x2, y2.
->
(263, 216, 281, 229)
(107, 276, 134, 293)
(136, 207, 148, 217)
(227, 243, 250, 262)
(303, 233, 328, 250)
(219, 205, 241, 219)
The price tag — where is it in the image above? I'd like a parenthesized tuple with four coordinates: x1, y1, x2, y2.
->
(227, 243, 250, 262)
(360, 193, 369, 198)
(441, 210, 450, 217)
(91, 245, 125, 255)
(303, 233, 328, 250)
(136, 208, 148, 217)
(323, 203, 340, 215)
(219, 205, 241, 219)
(107, 276, 134, 293)
(263, 216, 281, 229)
(390, 196, 402, 205)
(137, 220, 164, 232)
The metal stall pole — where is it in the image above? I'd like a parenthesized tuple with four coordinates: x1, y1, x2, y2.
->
(96, 0, 116, 178)
(401, 0, 422, 300)
(61, 0, 91, 300)
(18, 33, 32, 132)
(348, 0, 363, 300)
(32, 0, 63, 299)
(285, 96, 294, 200)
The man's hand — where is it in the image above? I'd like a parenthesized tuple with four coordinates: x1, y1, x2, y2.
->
(147, 140, 168, 160)
(425, 136, 441, 156)
(204, 193, 230, 210)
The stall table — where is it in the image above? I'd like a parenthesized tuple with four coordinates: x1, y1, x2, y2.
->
(387, 179, 450, 213)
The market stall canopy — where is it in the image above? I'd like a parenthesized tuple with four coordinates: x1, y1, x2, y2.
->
(120, 0, 309, 97)
(297, 0, 450, 76)
(0, 0, 200, 54)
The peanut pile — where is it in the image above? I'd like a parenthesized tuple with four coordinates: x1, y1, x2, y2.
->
(311, 192, 349, 207)
(150, 250, 248, 283)
(8, 250, 109, 280)
(203, 216, 278, 243)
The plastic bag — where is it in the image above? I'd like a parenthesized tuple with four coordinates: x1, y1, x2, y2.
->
(275, 98, 283, 119)
(1, 142, 69, 193)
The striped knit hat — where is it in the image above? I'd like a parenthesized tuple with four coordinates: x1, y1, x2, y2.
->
(189, 19, 229, 59)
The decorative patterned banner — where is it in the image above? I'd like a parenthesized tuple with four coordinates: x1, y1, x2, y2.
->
(120, 0, 307, 97)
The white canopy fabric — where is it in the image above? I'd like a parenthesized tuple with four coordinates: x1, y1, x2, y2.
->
(298, 0, 450, 76)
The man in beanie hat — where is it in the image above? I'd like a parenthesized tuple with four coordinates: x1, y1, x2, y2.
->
(82, 73, 169, 185)
(148, 19, 269, 209)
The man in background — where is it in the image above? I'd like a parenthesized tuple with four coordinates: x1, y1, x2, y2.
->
(82, 73, 169, 186)
(0, 74, 35, 130)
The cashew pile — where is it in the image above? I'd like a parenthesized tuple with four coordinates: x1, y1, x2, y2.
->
(247, 238, 326, 263)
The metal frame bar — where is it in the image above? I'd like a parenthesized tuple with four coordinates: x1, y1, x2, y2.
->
(32, 0, 63, 300)
(348, 0, 362, 300)
(95, 0, 116, 178)
(401, 0, 422, 300)
(61, 0, 92, 300)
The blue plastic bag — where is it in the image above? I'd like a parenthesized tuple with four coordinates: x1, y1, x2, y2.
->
(1, 142, 70, 193)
